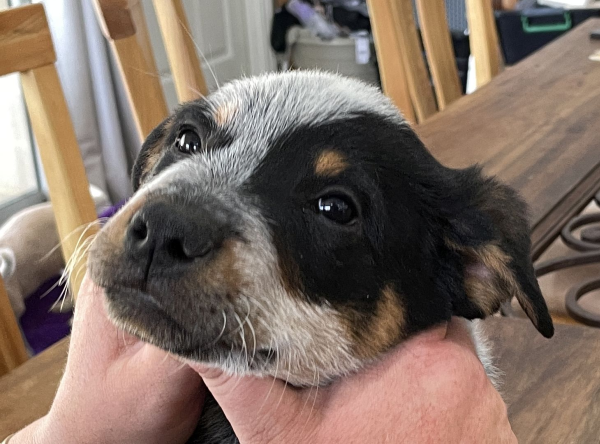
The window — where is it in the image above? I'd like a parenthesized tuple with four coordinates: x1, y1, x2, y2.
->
(0, 0, 44, 222)
(0, 0, 44, 224)
(0, 72, 45, 226)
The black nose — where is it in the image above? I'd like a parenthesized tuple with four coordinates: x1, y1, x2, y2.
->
(125, 200, 226, 275)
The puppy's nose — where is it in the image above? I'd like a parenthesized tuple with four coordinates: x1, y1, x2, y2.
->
(125, 200, 223, 272)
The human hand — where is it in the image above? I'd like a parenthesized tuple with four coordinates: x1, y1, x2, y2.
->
(12, 274, 205, 444)
(192, 318, 516, 444)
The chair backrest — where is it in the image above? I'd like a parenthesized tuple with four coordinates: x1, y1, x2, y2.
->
(466, 0, 502, 88)
(93, 0, 169, 140)
(93, 0, 208, 140)
(368, 0, 502, 123)
(0, 4, 99, 371)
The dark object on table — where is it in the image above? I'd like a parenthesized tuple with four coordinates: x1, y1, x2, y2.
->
(591, 28, 600, 39)
(451, 30, 470, 94)
(271, 5, 301, 53)
(496, 7, 600, 64)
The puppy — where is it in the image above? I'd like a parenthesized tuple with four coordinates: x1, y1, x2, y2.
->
(89, 71, 553, 443)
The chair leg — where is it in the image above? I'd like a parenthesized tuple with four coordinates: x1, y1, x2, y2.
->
(0, 276, 28, 376)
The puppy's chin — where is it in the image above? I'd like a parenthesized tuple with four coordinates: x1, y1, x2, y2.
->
(102, 286, 279, 374)
(103, 287, 196, 353)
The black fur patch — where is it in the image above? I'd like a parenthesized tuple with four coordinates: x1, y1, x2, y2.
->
(132, 102, 234, 192)
(246, 113, 552, 337)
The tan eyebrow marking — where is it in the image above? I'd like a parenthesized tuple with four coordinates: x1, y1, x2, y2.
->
(215, 102, 238, 125)
(140, 119, 174, 182)
(315, 149, 349, 177)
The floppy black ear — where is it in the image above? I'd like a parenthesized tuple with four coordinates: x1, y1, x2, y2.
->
(131, 117, 172, 192)
(443, 168, 554, 338)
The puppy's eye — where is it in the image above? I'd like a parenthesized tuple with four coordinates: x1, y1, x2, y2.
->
(176, 130, 201, 154)
(317, 195, 356, 224)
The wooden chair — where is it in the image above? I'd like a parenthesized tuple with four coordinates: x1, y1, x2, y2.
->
(368, 0, 502, 123)
(0, 4, 98, 373)
(0, 275, 27, 376)
(93, 0, 208, 140)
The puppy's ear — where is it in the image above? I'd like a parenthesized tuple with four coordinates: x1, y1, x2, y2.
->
(131, 117, 172, 191)
(443, 168, 554, 338)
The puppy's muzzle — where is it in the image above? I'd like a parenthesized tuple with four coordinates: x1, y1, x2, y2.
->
(125, 199, 231, 279)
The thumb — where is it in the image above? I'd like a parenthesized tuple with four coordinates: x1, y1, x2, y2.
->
(190, 365, 318, 443)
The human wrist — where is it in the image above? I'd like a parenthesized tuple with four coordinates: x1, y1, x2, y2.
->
(11, 411, 83, 444)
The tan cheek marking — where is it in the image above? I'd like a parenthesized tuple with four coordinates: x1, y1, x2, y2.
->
(215, 102, 238, 126)
(141, 151, 162, 181)
(351, 284, 406, 361)
(201, 238, 243, 295)
(315, 149, 349, 177)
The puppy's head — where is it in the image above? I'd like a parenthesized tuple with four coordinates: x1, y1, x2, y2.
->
(89, 71, 553, 385)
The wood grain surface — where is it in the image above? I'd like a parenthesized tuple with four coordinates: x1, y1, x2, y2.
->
(0, 4, 56, 76)
(94, 0, 170, 140)
(466, 0, 502, 88)
(486, 317, 600, 443)
(1, 17, 600, 444)
(386, 0, 438, 122)
(366, 0, 416, 122)
(415, 0, 463, 110)
(153, 0, 209, 102)
(21, 65, 99, 297)
(0, 339, 67, 437)
(0, 276, 28, 376)
(418, 19, 600, 259)
(2, 320, 600, 442)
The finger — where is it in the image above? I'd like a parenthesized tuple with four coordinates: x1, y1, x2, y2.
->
(70, 273, 135, 363)
(190, 365, 314, 443)
(70, 273, 109, 335)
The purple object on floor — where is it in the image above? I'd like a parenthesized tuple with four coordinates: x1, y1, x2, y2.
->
(19, 200, 127, 355)
(99, 200, 126, 219)
(20, 275, 71, 355)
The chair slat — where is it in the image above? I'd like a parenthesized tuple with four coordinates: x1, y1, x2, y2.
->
(94, 0, 169, 139)
(466, 0, 502, 88)
(153, 0, 209, 102)
(0, 4, 56, 76)
(416, 0, 462, 110)
(389, 0, 437, 123)
(367, 0, 415, 122)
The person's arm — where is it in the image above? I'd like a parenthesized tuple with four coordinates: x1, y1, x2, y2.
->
(192, 318, 516, 444)
(8, 275, 204, 444)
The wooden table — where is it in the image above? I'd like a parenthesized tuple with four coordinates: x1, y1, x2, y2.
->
(0, 338, 67, 436)
(2, 18, 600, 443)
(1, 319, 600, 442)
(418, 18, 600, 260)
(486, 318, 600, 443)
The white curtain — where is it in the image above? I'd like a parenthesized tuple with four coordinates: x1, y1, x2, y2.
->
(38, 0, 141, 203)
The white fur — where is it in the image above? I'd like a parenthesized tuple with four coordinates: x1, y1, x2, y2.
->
(467, 319, 501, 388)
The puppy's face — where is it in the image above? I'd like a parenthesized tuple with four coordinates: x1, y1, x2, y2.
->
(89, 72, 553, 385)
